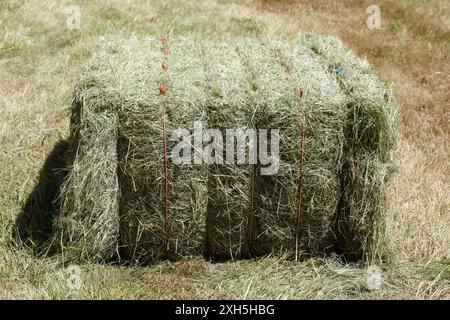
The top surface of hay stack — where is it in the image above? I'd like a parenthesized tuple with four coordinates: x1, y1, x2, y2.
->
(51, 33, 398, 264)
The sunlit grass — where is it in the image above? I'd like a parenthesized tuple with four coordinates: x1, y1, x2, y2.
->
(0, 0, 448, 299)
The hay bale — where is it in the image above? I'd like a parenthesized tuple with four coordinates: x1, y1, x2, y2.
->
(242, 39, 347, 259)
(300, 33, 398, 262)
(201, 43, 255, 260)
(116, 40, 210, 262)
(52, 104, 120, 262)
(51, 33, 397, 264)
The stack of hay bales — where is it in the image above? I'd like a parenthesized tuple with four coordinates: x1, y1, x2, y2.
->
(50, 33, 397, 264)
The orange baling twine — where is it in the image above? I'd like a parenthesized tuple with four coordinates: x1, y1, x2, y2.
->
(162, 108, 169, 255)
(160, 35, 170, 255)
(271, 43, 307, 260)
(295, 88, 306, 261)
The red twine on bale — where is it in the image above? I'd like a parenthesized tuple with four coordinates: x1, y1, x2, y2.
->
(162, 109, 169, 255)
(160, 35, 170, 255)
(294, 98, 306, 261)
(267, 41, 307, 260)
(159, 85, 167, 95)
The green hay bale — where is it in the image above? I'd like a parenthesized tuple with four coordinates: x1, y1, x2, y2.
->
(116, 40, 210, 262)
(201, 43, 254, 260)
(242, 40, 347, 259)
(300, 33, 398, 262)
(51, 108, 120, 262)
(51, 33, 397, 264)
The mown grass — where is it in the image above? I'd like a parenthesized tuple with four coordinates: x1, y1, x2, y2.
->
(0, 0, 449, 299)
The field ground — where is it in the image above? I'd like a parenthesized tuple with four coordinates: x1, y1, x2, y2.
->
(0, 0, 449, 299)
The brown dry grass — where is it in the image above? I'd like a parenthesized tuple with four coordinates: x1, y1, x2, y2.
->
(0, 0, 449, 299)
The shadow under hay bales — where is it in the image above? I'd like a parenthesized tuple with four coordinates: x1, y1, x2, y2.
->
(14, 140, 69, 253)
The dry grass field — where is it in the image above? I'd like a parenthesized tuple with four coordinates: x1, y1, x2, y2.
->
(0, 0, 449, 299)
